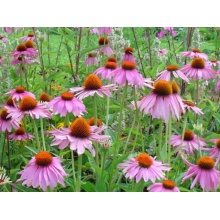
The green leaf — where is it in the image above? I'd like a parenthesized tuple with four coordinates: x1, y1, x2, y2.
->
(81, 182, 96, 192)
(24, 146, 38, 155)
(11, 183, 38, 192)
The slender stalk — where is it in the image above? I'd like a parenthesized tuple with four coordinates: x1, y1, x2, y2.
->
(77, 155, 82, 192)
(171, 34, 178, 64)
(157, 119, 163, 159)
(93, 95, 99, 171)
(105, 96, 110, 128)
(146, 27, 152, 69)
(167, 117, 172, 164)
(0, 133, 6, 167)
(6, 131, 10, 176)
(131, 27, 146, 77)
(75, 28, 82, 80)
(55, 35, 64, 65)
(100, 150, 107, 188)
(32, 28, 47, 92)
(40, 118, 46, 151)
(47, 27, 51, 65)
(71, 151, 76, 190)
(31, 118, 41, 151)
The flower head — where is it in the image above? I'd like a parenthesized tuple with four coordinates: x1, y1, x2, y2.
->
(0, 108, 20, 132)
(156, 65, 189, 83)
(97, 36, 114, 56)
(95, 57, 118, 80)
(21, 33, 35, 42)
(171, 129, 206, 155)
(181, 155, 220, 191)
(48, 92, 87, 117)
(5, 86, 35, 101)
(8, 127, 34, 141)
(9, 43, 37, 58)
(118, 153, 171, 183)
(181, 48, 208, 60)
(180, 57, 216, 80)
(84, 52, 99, 66)
(17, 151, 68, 191)
(50, 117, 110, 156)
(70, 74, 117, 100)
(7, 96, 51, 121)
(138, 80, 185, 123)
(183, 100, 203, 115)
(148, 179, 180, 192)
(112, 61, 144, 87)
(122, 47, 135, 63)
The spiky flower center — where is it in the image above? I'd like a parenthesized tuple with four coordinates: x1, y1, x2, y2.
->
(0, 36, 4, 40)
(35, 151, 53, 167)
(125, 47, 133, 54)
(197, 156, 214, 170)
(88, 117, 103, 127)
(215, 139, 220, 150)
(136, 153, 153, 168)
(121, 61, 136, 70)
(0, 179, 4, 183)
(25, 40, 34, 48)
(61, 92, 74, 101)
(211, 58, 217, 63)
(172, 81, 179, 94)
(104, 62, 117, 70)
(28, 33, 34, 37)
(191, 58, 205, 69)
(166, 65, 179, 72)
(20, 96, 37, 111)
(0, 108, 11, 121)
(70, 117, 91, 138)
(83, 74, 102, 90)
(15, 127, 25, 135)
(17, 44, 27, 52)
(192, 48, 201, 53)
(183, 100, 195, 107)
(99, 36, 109, 45)
(184, 130, 194, 141)
(6, 96, 15, 107)
(153, 80, 172, 96)
(107, 57, 116, 63)
(162, 180, 176, 189)
(39, 92, 51, 102)
(15, 86, 25, 93)
(88, 52, 94, 57)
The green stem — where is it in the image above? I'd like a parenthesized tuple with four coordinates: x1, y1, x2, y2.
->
(77, 155, 82, 192)
(167, 116, 172, 164)
(100, 150, 107, 186)
(105, 96, 110, 128)
(71, 151, 76, 191)
(31, 118, 41, 151)
(157, 119, 163, 159)
(40, 118, 46, 151)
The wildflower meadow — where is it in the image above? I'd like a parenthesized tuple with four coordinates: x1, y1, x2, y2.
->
(1, 27, 220, 193)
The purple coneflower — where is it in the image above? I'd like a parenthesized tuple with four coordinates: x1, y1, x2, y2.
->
(202, 138, 220, 165)
(21, 33, 35, 42)
(0, 108, 20, 132)
(156, 65, 189, 83)
(7, 96, 51, 121)
(18, 151, 68, 191)
(9, 43, 37, 58)
(97, 36, 114, 56)
(50, 117, 109, 156)
(5, 86, 35, 101)
(70, 74, 117, 100)
(157, 27, 176, 38)
(122, 47, 135, 63)
(90, 28, 99, 35)
(148, 179, 180, 192)
(181, 155, 220, 191)
(118, 153, 171, 183)
(158, 49, 168, 57)
(171, 130, 206, 155)
(180, 57, 216, 80)
(8, 127, 34, 141)
(48, 91, 86, 117)
(138, 80, 185, 123)
(95, 57, 118, 80)
(183, 100, 203, 115)
(84, 52, 99, 66)
(0, 36, 8, 43)
(181, 48, 208, 60)
(112, 61, 144, 87)
(11, 56, 39, 66)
